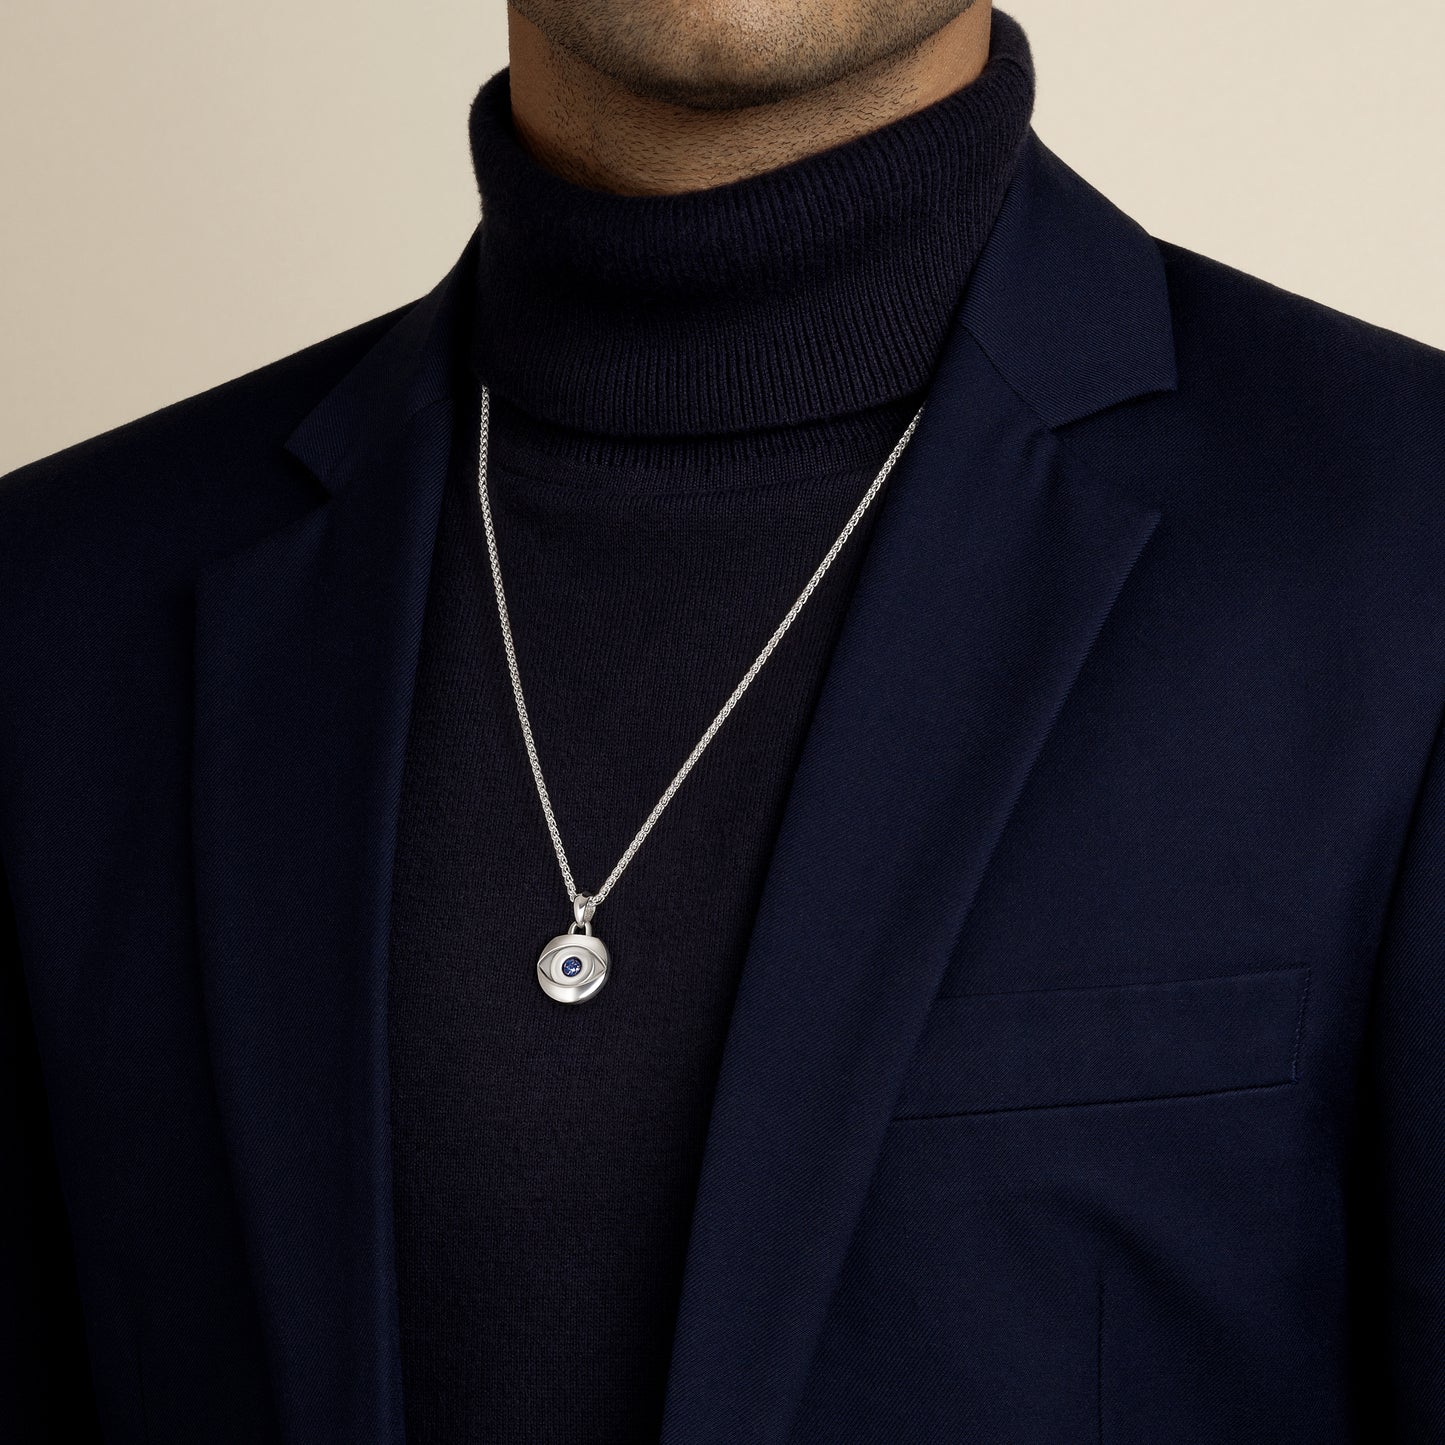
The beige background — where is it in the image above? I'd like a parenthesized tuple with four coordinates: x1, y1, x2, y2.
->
(2, 1, 1442, 476)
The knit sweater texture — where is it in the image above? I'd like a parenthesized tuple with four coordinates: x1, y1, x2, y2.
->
(387, 12, 1036, 1442)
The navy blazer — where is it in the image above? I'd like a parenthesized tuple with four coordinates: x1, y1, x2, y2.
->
(3, 132, 1445, 1444)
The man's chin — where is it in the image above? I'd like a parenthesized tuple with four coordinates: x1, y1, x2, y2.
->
(561, 36, 877, 113)
(513, 0, 971, 112)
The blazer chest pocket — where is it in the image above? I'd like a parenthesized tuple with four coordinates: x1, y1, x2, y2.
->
(895, 965, 1310, 1118)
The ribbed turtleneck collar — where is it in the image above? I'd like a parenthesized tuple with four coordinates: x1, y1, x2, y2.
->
(467, 8, 1035, 438)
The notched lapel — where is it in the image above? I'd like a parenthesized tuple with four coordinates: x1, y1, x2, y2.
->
(661, 133, 1174, 1445)
(191, 236, 474, 1445)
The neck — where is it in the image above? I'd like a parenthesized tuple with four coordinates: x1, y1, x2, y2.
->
(504, 3, 993, 196)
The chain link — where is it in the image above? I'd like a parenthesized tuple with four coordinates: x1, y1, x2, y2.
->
(475, 383, 926, 918)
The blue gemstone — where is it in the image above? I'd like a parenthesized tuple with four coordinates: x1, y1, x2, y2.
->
(560, 956, 584, 978)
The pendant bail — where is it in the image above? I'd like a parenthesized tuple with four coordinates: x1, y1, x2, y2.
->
(573, 894, 597, 927)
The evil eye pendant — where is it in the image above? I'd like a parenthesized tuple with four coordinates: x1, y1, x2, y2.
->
(536, 926, 610, 1003)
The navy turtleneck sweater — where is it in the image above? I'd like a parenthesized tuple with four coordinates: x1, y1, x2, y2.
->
(387, 12, 1036, 1442)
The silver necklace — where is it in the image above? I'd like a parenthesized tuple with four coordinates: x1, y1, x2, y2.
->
(475, 383, 925, 1003)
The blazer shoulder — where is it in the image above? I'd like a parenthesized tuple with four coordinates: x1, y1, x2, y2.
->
(0, 300, 412, 576)
(1120, 239, 1445, 649)
(1156, 237, 1445, 416)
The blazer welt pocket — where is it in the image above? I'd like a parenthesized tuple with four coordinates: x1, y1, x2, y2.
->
(894, 965, 1310, 1118)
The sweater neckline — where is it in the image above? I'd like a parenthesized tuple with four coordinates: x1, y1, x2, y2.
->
(466, 9, 1036, 439)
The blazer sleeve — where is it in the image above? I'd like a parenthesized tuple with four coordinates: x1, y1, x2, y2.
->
(1365, 706, 1445, 1440)
(0, 854, 100, 1440)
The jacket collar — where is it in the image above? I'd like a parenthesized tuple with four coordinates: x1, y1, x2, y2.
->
(959, 131, 1176, 426)
(283, 229, 478, 493)
(191, 130, 1175, 1445)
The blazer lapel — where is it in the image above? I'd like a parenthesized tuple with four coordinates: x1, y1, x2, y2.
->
(192, 235, 476, 1445)
(660, 134, 1177, 1445)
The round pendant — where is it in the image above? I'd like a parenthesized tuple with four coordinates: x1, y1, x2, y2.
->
(536, 928, 610, 1004)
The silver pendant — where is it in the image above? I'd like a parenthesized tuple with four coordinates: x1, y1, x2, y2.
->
(536, 897, 609, 1003)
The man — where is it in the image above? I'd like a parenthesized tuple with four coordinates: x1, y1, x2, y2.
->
(2, 1, 1442, 1440)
